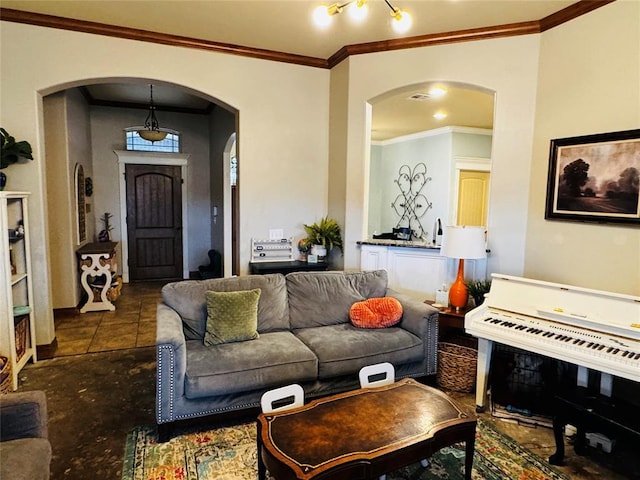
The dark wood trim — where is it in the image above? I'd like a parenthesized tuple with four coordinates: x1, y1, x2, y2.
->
(539, 0, 616, 31)
(0, 8, 329, 69)
(87, 97, 212, 115)
(0, 1, 615, 70)
(328, 21, 540, 68)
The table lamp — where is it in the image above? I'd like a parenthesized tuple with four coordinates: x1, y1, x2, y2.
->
(440, 226, 487, 311)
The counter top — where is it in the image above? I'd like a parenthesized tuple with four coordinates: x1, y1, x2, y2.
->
(357, 239, 441, 249)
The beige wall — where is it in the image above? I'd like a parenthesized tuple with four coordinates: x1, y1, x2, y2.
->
(1, 22, 330, 344)
(1, 2, 638, 347)
(338, 35, 541, 280)
(525, 1, 640, 295)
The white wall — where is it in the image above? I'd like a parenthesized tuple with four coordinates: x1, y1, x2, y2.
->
(1, 22, 330, 345)
(525, 1, 640, 295)
(338, 35, 541, 280)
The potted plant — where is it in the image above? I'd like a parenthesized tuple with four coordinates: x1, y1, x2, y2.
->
(297, 238, 312, 261)
(303, 216, 344, 260)
(0, 128, 34, 191)
(465, 279, 492, 307)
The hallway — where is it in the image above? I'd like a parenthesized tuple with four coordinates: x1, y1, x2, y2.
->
(52, 281, 167, 357)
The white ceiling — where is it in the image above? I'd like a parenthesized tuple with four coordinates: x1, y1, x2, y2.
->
(4, 0, 578, 140)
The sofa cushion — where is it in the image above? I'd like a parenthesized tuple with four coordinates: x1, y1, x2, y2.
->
(162, 274, 289, 340)
(287, 270, 388, 329)
(0, 438, 51, 480)
(204, 289, 261, 346)
(294, 323, 423, 379)
(350, 297, 403, 328)
(185, 331, 318, 398)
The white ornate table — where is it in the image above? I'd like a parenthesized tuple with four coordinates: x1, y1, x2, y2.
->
(77, 242, 119, 313)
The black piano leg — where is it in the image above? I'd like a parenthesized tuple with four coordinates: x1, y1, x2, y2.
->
(574, 427, 587, 456)
(548, 416, 565, 465)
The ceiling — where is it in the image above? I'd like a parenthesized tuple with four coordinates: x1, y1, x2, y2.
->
(3, 0, 580, 140)
(2, 0, 576, 59)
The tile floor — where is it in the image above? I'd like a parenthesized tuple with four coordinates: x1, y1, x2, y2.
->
(53, 281, 167, 356)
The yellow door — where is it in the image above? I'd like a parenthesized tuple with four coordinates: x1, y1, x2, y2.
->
(457, 170, 490, 226)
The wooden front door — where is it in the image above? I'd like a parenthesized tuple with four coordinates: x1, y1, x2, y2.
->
(125, 164, 183, 281)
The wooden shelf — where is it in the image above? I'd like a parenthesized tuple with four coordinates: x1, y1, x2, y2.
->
(0, 192, 37, 391)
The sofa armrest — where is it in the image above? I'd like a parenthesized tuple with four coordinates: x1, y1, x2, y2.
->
(0, 390, 48, 441)
(387, 288, 439, 375)
(387, 288, 439, 338)
(156, 302, 188, 424)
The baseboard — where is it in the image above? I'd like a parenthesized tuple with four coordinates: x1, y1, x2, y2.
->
(36, 337, 58, 360)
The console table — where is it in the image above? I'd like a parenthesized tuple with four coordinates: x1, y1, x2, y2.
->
(249, 260, 329, 275)
(77, 242, 120, 313)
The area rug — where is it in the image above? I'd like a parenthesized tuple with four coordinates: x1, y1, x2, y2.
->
(122, 418, 569, 480)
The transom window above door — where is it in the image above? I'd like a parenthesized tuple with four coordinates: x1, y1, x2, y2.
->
(125, 128, 180, 153)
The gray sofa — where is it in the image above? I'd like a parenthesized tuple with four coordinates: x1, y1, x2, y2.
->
(0, 390, 51, 480)
(156, 270, 439, 435)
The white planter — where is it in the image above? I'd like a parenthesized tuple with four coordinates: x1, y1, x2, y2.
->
(311, 244, 327, 260)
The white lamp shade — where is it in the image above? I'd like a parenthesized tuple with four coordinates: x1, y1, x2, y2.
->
(440, 226, 486, 259)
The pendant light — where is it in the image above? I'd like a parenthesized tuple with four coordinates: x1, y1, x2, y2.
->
(137, 85, 167, 142)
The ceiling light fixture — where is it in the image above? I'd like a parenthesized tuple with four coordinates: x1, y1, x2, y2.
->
(433, 111, 448, 120)
(385, 0, 412, 33)
(428, 87, 448, 98)
(313, 0, 411, 32)
(137, 84, 168, 143)
(348, 0, 368, 21)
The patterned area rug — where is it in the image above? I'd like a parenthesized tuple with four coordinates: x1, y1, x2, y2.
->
(122, 418, 569, 480)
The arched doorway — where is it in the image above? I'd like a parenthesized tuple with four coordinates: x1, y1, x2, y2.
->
(42, 79, 239, 309)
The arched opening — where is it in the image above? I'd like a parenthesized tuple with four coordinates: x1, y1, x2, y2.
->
(41, 78, 239, 311)
(365, 81, 495, 242)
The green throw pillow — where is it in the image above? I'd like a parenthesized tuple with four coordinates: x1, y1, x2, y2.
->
(204, 289, 261, 346)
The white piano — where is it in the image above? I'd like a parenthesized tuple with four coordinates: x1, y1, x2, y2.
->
(465, 273, 640, 412)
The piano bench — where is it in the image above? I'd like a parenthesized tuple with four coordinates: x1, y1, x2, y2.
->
(549, 387, 640, 466)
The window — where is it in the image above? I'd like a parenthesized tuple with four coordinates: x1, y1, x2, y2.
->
(125, 128, 180, 153)
(230, 138, 237, 187)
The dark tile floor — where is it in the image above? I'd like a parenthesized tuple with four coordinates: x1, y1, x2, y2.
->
(17, 281, 636, 479)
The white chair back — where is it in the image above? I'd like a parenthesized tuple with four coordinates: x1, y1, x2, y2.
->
(260, 384, 305, 413)
(359, 362, 395, 389)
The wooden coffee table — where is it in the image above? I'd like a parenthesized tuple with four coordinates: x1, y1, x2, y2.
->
(257, 378, 476, 480)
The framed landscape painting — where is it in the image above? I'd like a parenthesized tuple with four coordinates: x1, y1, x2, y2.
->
(545, 129, 640, 225)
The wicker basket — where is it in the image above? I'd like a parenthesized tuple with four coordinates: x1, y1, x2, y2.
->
(0, 356, 12, 394)
(437, 342, 478, 393)
(14, 316, 28, 362)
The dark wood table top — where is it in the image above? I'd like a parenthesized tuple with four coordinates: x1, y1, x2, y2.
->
(258, 378, 476, 480)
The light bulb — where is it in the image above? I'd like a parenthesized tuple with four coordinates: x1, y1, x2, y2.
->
(428, 87, 447, 98)
(391, 9, 412, 33)
(313, 5, 333, 27)
(348, 0, 368, 22)
(433, 111, 448, 120)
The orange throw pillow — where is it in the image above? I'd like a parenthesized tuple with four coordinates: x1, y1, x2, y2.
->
(350, 297, 403, 329)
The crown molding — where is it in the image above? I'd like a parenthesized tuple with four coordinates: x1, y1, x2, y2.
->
(0, 8, 329, 69)
(0, 1, 615, 70)
(372, 126, 493, 146)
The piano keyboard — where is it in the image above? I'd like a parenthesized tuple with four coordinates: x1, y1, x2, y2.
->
(467, 311, 640, 382)
(485, 313, 640, 358)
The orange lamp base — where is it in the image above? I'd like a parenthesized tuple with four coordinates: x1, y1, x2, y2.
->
(448, 259, 468, 311)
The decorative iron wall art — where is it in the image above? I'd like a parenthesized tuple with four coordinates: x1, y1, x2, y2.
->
(392, 163, 432, 238)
